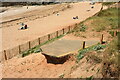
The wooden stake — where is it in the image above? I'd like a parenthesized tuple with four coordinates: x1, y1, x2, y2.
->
(48, 34, 50, 40)
(114, 31, 117, 37)
(83, 41, 85, 49)
(28, 41, 31, 49)
(56, 31, 58, 37)
(101, 34, 103, 44)
(75, 23, 77, 28)
(38, 37, 41, 45)
(69, 26, 70, 32)
(19, 45, 21, 54)
(4, 50, 7, 60)
(63, 28, 64, 34)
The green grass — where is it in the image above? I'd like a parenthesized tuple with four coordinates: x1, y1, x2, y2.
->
(93, 8, 118, 31)
(102, 2, 115, 6)
(22, 34, 65, 57)
(86, 75, 93, 80)
(77, 43, 106, 62)
(79, 24, 87, 32)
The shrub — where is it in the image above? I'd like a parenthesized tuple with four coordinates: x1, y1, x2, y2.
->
(80, 24, 87, 32)
(93, 44, 106, 51)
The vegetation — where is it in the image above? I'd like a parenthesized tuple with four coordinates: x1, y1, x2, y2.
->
(102, 37, 119, 78)
(86, 75, 93, 80)
(93, 8, 118, 32)
(59, 73, 64, 78)
(87, 54, 102, 63)
(73, 7, 118, 34)
(79, 24, 87, 32)
(77, 43, 106, 62)
(102, 2, 115, 6)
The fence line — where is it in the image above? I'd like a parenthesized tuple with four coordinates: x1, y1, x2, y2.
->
(1, 23, 118, 62)
(0, 23, 77, 62)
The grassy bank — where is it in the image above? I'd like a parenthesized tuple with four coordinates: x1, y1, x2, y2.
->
(102, 2, 116, 6)
(102, 37, 119, 78)
(76, 43, 106, 62)
(73, 7, 118, 34)
(73, 7, 119, 78)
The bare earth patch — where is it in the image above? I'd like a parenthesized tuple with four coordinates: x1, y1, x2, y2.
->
(2, 51, 103, 78)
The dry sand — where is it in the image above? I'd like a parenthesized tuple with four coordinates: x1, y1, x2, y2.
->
(1, 2, 102, 51)
(2, 51, 102, 78)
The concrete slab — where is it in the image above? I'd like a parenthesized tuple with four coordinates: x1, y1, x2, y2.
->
(41, 36, 99, 57)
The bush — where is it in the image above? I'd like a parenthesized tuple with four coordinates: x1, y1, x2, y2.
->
(93, 44, 106, 51)
(80, 24, 87, 32)
(109, 31, 114, 37)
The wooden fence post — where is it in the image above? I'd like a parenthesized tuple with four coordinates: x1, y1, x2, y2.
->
(19, 45, 21, 54)
(83, 41, 85, 49)
(100, 34, 103, 44)
(4, 50, 7, 60)
(75, 23, 77, 28)
(114, 31, 117, 37)
(56, 31, 58, 37)
(48, 34, 50, 40)
(38, 37, 41, 45)
(63, 28, 64, 34)
(69, 26, 70, 32)
(28, 41, 31, 49)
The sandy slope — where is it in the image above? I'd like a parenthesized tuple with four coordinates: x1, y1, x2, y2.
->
(1, 2, 102, 51)
(2, 51, 102, 78)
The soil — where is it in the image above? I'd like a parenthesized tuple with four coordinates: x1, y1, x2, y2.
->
(2, 51, 103, 78)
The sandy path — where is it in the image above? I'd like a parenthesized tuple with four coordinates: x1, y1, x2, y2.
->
(1, 2, 102, 51)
